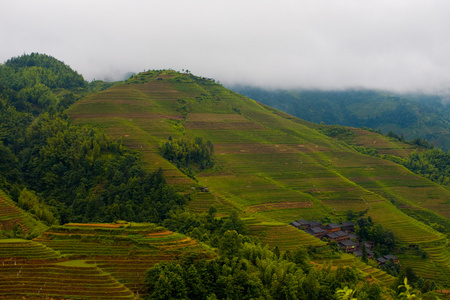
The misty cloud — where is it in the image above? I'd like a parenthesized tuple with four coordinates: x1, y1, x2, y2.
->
(2, 0, 450, 94)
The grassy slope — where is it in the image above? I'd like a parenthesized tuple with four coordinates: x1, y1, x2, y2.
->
(67, 70, 449, 288)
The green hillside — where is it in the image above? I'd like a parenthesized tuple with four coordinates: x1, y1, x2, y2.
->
(231, 87, 450, 151)
(67, 70, 450, 289)
(1, 54, 449, 297)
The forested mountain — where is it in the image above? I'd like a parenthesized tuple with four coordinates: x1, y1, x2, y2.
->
(231, 86, 450, 151)
(0, 54, 449, 299)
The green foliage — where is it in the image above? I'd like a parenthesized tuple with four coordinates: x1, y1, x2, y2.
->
(144, 240, 379, 300)
(396, 278, 422, 299)
(160, 136, 215, 176)
(3, 53, 86, 90)
(356, 217, 396, 254)
(392, 267, 437, 297)
(20, 114, 186, 223)
(163, 208, 247, 247)
(404, 148, 450, 186)
(18, 188, 58, 225)
(319, 125, 356, 140)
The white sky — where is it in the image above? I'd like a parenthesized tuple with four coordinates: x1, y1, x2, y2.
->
(2, 0, 450, 93)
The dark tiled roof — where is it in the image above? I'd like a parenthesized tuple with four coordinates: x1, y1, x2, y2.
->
(349, 233, 359, 239)
(291, 221, 301, 227)
(341, 221, 355, 227)
(309, 220, 322, 227)
(297, 219, 309, 225)
(377, 257, 387, 263)
(326, 233, 339, 239)
(310, 227, 326, 233)
(325, 223, 341, 229)
(339, 240, 357, 247)
(335, 231, 349, 237)
(384, 254, 398, 260)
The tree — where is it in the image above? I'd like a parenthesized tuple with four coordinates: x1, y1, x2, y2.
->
(219, 230, 242, 257)
(336, 286, 357, 300)
(397, 278, 422, 300)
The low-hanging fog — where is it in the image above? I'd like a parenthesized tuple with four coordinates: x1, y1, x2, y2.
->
(2, 0, 450, 95)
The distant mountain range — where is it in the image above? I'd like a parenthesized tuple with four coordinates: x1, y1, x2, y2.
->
(230, 86, 450, 151)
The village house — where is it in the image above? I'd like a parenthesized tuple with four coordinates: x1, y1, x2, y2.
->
(376, 254, 399, 265)
(383, 254, 399, 264)
(354, 249, 375, 259)
(325, 230, 349, 242)
(291, 219, 322, 230)
(290, 220, 302, 229)
(338, 240, 358, 253)
(306, 227, 327, 239)
(324, 223, 341, 233)
(340, 221, 355, 233)
(348, 233, 360, 242)
(363, 241, 375, 250)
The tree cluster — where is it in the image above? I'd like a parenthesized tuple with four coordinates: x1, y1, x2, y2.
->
(404, 148, 450, 186)
(159, 136, 215, 178)
(356, 217, 396, 255)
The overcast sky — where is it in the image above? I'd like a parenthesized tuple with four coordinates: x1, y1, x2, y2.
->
(2, 0, 450, 93)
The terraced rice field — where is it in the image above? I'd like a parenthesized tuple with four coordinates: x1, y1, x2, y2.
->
(0, 262, 134, 299)
(0, 239, 60, 260)
(33, 223, 213, 296)
(248, 222, 325, 251)
(67, 70, 450, 288)
(0, 238, 134, 299)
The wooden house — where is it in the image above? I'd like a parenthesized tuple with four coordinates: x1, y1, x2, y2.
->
(290, 220, 302, 229)
(341, 221, 355, 232)
(376, 257, 388, 265)
(384, 254, 399, 264)
(338, 240, 357, 253)
(348, 233, 360, 242)
(376, 254, 399, 265)
(334, 230, 349, 242)
(309, 220, 322, 228)
(363, 241, 375, 250)
(354, 249, 375, 259)
(306, 227, 327, 239)
(324, 223, 341, 233)
(296, 219, 311, 229)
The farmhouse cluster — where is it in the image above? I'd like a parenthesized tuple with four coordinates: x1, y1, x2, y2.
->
(290, 219, 399, 266)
